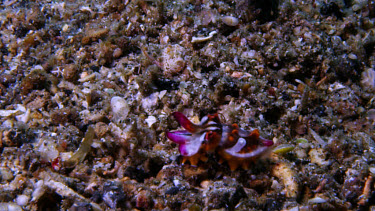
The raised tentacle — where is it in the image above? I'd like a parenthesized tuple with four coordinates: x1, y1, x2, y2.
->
(172, 112, 198, 133)
(166, 130, 191, 144)
(224, 146, 270, 159)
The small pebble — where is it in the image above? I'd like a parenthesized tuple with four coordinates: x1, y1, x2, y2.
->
(308, 196, 327, 204)
(222, 16, 239, 26)
(63, 64, 79, 82)
(16, 195, 30, 206)
(113, 48, 122, 58)
(165, 186, 179, 195)
(0, 203, 22, 211)
(0, 167, 14, 181)
(62, 24, 69, 32)
(348, 53, 357, 60)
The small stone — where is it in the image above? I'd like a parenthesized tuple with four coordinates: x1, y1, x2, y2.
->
(141, 93, 159, 112)
(102, 181, 126, 209)
(200, 180, 211, 189)
(82, 28, 109, 45)
(205, 181, 246, 209)
(0, 74, 16, 85)
(0, 203, 23, 211)
(162, 44, 186, 77)
(16, 195, 29, 207)
(222, 16, 239, 26)
(69, 202, 92, 211)
(94, 122, 109, 138)
(63, 64, 79, 82)
(26, 96, 46, 110)
(78, 72, 96, 83)
(0, 110, 21, 117)
(50, 108, 78, 125)
(309, 148, 329, 166)
(27, 8, 46, 29)
(62, 24, 69, 32)
(113, 48, 122, 58)
(183, 167, 209, 186)
(348, 53, 357, 60)
(135, 190, 153, 209)
(165, 186, 179, 195)
(0, 167, 14, 181)
(308, 196, 327, 204)
(361, 68, 375, 90)
(21, 70, 48, 95)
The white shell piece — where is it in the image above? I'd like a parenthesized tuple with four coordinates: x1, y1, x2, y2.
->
(145, 116, 157, 127)
(222, 16, 239, 26)
(111, 96, 129, 121)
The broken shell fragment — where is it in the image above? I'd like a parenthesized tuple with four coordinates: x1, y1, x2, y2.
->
(111, 96, 129, 122)
(191, 31, 217, 43)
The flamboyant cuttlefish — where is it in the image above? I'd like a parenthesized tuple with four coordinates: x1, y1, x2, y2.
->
(166, 112, 274, 170)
